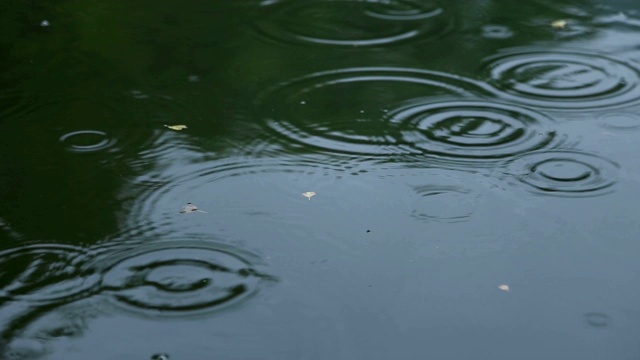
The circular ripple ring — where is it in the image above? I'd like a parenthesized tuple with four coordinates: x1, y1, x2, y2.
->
(483, 47, 640, 110)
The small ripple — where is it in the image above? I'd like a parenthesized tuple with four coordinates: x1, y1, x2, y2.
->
(408, 170, 488, 223)
(90, 240, 275, 316)
(389, 99, 558, 162)
(0, 244, 100, 305)
(256, 67, 491, 157)
(502, 150, 619, 197)
(598, 112, 640, 130)
(584, 312, 611, 327)
(12, 92, 200, 161)
(482, 47, 640, 110)
(59, 130, 117, 153)
(480, 25, 514, 39)
(253, 0, 452, 47)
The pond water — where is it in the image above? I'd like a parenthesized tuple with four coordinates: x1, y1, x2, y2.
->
(1, 0, 640, 359)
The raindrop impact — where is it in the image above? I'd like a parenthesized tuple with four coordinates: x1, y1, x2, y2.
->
(481, 25, 514, 39)
(482, 47, 640, 110)
(598, 112, 640, 130)
(410, 184, 474, 223)
(584, 312, 611, 327)
(388, 99, 558, 163)
(0, 244, 100, 305)
(59, 130, 116, 153)
(502, 150, 619, 197)
(91, 240, 275, 316)
(253, 0, 452, 47)
(256, 67, 491, 157)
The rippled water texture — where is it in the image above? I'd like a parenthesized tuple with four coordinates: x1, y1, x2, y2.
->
(0, 244, 99, 304)
(2, 1, 640, 359)
(502, 150, 620, 197)
(483, 47, 640, 110)
(257, 67, 495, 157)
(254, 0, 452, 47)
(91, 240, 273, 316)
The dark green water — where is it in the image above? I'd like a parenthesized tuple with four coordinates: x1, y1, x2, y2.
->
(2, 0, 640, 359)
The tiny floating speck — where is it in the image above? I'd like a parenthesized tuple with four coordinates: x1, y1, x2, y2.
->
(164, 124, 188, 131)
(40, 20, 50, 27)
(498, 284, 510, 292)
(180, 203, 207, 214)
(551, 19, 568, 29)
(302, 191, 316, 201)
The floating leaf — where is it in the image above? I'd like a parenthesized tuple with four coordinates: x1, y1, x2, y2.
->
(179, 202, 207, 214)
(302, 191, 317, 201)
(551, 19, 567, 29)
(164, 124, 188, 131)
(498, 284, 510, 292)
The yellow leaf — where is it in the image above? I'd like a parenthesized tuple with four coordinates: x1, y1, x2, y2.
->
(302, 191, 317, 201)
(165, 124, 188, 131)
(551, 19, 567, 29)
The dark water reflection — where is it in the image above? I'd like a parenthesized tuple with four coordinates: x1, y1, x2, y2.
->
(2, 0, 640, 359)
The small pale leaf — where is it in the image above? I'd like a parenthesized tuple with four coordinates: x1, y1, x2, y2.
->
(165, 124, 188, 131)
(180, 202, 207, 214)
(551, 19, 567, 29)
(302, 191, 317, 201)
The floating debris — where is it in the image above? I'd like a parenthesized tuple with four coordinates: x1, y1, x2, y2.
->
(164, 124, 188, 131)
(40, 20, 50, 27)
(551, 19, 568, 29)
(302, 191, 316, 201)
(179, 203, 207, 214)
(498, 284, 510, 292)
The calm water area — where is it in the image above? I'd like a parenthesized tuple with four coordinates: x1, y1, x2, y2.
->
(2, 0, 640, 359)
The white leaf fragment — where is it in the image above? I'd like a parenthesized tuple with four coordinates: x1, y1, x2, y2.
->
(302, 191, 317, 201)
(180, 202, 207, 213)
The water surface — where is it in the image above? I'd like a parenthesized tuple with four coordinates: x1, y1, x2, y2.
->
(1, 0, 640, 359)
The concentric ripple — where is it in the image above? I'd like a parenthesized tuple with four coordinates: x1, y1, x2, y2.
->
(93, 240, 274, 316)
(483, 48, 640, 109)
(503, 150, 619, 197)
(11, 92, 200, 161)
(59, 130, 117, 153)
(407, 169, 488, 223)
(598, 112, 640, 130)
(253, 0, 452, 47)
(388, 99, 558, 160)
(256, 67, 491, 156)
(0, 244, 100, 304)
